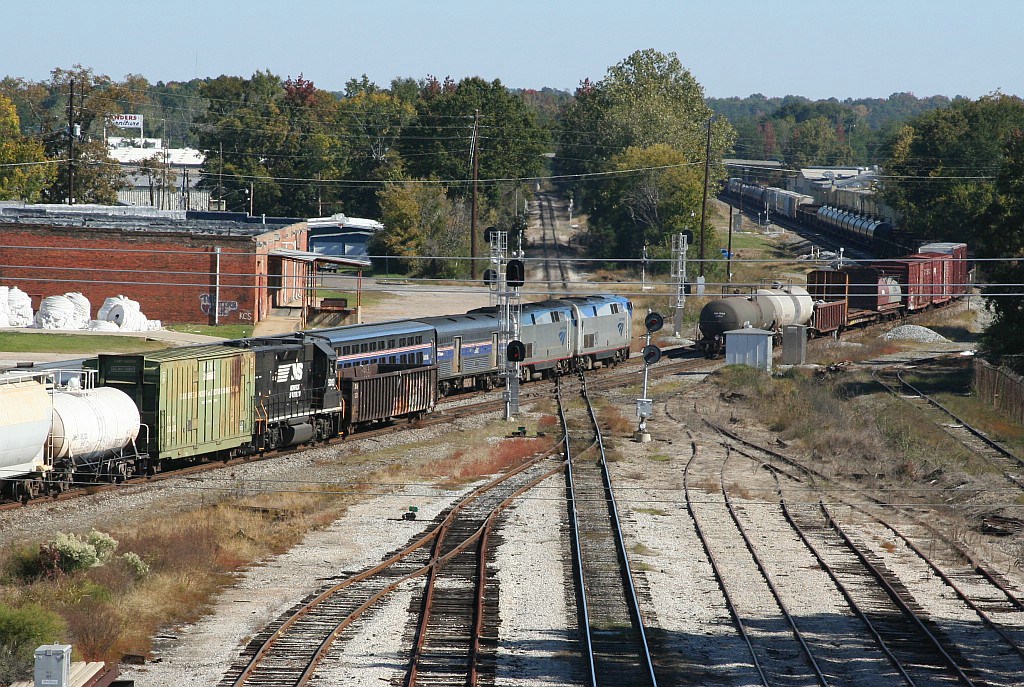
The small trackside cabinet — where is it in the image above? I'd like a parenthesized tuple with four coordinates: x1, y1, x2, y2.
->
(34, 644, 72, 687)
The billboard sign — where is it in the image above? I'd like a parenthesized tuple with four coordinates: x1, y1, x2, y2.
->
(110, 114, 143, 129)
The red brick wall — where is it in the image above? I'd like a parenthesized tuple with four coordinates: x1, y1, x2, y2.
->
(0, 222, 307, 325)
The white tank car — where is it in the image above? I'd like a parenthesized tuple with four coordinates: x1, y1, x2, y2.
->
(0, 377, 53, 480)
(754, 285, 814, 328)
(50, 386, 141, 465)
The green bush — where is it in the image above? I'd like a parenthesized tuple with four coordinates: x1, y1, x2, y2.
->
(0, 603, 66, 683)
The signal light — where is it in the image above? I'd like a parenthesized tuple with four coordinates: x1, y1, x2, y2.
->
(644, 311, 664, 333)
(506, 340, 526, 363)
(506, 259, 525, 288)
(483, 268, 497, 286)
(642, 344, 662, 365)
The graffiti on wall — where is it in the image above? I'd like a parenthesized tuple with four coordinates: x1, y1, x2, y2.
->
(199, 293, 239, 318)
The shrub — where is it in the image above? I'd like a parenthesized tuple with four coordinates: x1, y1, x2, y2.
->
(119, 552, 150, 580)
(39, 533, 99, 575)
(86, 531, 118, 564)
(0, 603, 66, 682)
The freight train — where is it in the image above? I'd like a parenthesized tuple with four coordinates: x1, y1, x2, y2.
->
(725, 178, 916, 257)
(696, 243, 970, 356)
(0, 294, 633, 501)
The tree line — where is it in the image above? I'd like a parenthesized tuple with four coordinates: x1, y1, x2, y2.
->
(2, 57, 1024, 362)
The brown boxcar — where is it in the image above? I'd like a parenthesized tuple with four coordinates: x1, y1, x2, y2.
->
(340, 365, 438, 427)
(917, 251, 953, 304)
(872, 257, 932, 310)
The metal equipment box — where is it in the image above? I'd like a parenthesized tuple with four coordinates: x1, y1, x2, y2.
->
(96, 345, 256, 460)
(34, 644, 72, 687)
(725, 329, 773, 372)
(782, 325, 808, 365)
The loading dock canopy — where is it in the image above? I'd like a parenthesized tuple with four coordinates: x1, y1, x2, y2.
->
(269, 248, 372, 269)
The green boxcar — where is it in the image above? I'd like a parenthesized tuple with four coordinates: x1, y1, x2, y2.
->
(96, 345, 256, 461)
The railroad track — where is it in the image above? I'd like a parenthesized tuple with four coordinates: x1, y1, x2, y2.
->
(704, 417, 1024, 612)
(534, 193, 570, 297)
(683, 432, 834, 685)
(873, 363, 1024, 491)
(704, 419, 1024, 685)
(560, 371, 658, 687)
(219, 446, 565, 686)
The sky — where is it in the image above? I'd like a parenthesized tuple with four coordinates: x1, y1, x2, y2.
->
(3, 1, 1021, 101)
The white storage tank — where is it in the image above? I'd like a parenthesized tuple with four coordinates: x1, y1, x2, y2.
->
(50, 386, 140, 464)
(0, 378, 52, 478)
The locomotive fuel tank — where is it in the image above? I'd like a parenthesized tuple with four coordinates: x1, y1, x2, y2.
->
(49, 386, 141, 464)
(0, 378, 52, 479)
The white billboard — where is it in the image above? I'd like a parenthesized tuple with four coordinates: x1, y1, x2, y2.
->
(110, 114, 144, 129)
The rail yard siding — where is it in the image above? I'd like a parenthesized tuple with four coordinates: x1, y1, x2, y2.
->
(974, 359, 1024, 426)
(0, 222, 306, 325)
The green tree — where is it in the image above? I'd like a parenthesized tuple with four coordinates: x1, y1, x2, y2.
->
(372, 182, 469, 277)
(195, 72, 348, 217)
(0, 94, 54, 201)
(978, 129, 1024, 363)
(400, 76, 547, 200)
(881, 94, 1024, 244)
(585, 144, 710, 262)
(39, 66, 128, 203)
(337, 90, 415, 216)
(782, 116, 853, 167)
(557, 50, 734, 181)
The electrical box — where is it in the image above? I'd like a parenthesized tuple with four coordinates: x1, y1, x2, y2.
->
(782, 325, 808, 365)
(34, 644, 72, 687)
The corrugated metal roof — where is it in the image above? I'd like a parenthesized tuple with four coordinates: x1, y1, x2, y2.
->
(270, 248, 372, 268)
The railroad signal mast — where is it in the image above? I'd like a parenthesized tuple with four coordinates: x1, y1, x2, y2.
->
(485, 226, 523, 420)
(634, 310, 663, 443)
(671, 231, 692, 337)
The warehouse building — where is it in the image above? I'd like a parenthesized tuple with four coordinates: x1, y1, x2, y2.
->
(0, 205, 316, 326)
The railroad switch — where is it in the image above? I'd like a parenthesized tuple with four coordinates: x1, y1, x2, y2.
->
(401, 506, 418, 521)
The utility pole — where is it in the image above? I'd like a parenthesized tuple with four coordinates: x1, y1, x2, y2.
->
(218, 142, 224, 211)
(470, 109, 480, 280)
(67, 79, 75, 205)
(698, 115, 713, 277)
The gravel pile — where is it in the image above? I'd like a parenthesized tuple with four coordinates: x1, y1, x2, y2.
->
(882, 324, 949, 342)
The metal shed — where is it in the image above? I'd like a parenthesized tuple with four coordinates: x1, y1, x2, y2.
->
(724, 328, 773, 372)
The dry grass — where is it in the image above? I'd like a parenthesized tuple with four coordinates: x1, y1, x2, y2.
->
(0, 415, 562, 665)
(424, 436, 556, 485)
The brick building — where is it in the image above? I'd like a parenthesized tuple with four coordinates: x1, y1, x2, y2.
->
(0, 205, 311, 325)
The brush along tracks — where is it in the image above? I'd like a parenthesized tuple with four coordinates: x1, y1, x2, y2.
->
(873, 363, 1024, 492)
(701, 419, 1024, 686)
(220, 452, 565, 686)
(558, 371, 658, 687)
